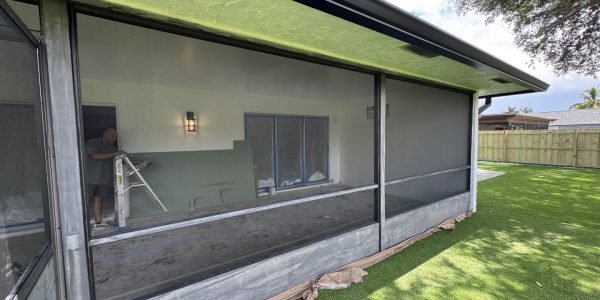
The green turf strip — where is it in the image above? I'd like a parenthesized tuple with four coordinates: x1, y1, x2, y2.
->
(320, 162, 600, 299)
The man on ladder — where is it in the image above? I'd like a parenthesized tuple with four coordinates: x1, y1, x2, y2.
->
(85, 128, 139, 228)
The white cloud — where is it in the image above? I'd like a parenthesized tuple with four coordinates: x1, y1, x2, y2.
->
(385, 0, 597, 96)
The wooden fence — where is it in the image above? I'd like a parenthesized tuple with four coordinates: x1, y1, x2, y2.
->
(478, 129, 600, 168)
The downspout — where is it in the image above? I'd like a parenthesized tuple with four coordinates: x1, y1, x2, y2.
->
(478, 96, 492, 115)
(470, 95, 493, 213)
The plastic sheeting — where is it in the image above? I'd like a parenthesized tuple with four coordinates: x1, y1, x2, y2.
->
(0, 104, 44, 229)
(0, 192, 43, 228)
(247, 115, 329, 189)
(246, 115, 275, 188)
(305, 118, 328, 183)
(277, 117, 303, 187)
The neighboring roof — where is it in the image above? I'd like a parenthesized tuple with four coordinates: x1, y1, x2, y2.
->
(528, 110, 600, 126)
(76, 0, 549, 97)
(480, 113, 555, 124)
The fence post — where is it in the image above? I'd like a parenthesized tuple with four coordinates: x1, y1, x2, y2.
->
(573, 130, 579, 167)
(503, 130, 508, 162)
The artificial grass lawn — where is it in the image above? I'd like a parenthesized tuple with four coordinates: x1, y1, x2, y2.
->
(320, 162, 600, 299)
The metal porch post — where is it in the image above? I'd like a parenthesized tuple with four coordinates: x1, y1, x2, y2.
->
(40, 0, 92, 298)
(469, 93, 480, 213)
(375, 74, 386, 251)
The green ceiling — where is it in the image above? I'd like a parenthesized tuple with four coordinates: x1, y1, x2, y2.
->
(79, 0, 537, 96)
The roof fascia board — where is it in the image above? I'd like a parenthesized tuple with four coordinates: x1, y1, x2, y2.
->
(478, 89, 535, 99)
(295, 0, 549, 93)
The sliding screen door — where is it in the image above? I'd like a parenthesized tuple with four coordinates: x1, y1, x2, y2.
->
(276, 116, 303, 188)
(0, 2, 57, 298)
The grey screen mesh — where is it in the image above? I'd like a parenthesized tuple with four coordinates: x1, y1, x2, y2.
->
(385, 79, 471, 216)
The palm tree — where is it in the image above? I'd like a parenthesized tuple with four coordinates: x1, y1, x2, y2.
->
(520, 106, 533, 113)
(570, 86, 600, 110)
(505, 106, 518, 113)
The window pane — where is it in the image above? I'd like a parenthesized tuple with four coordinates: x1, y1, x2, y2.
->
(277, 117, 303, 187)
(305, 117, 328, 183)
(245, 115, 275, 189)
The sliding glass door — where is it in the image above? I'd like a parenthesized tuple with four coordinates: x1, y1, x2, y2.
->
(245, 114, 328, 191)
(245, 115, 275, 190)
(277, 116, 303, 188)
(305, 117, 328, 183)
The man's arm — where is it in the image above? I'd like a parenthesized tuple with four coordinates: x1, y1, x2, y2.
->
(90, 151, 125, 160)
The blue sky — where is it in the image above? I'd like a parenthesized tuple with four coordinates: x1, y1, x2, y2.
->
(386, 0, 599, 114)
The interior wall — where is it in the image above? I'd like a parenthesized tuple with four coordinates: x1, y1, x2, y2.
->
(76, 14, 374, 184)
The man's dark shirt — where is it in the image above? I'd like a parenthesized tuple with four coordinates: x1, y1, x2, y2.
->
(85, 137, 117, 185)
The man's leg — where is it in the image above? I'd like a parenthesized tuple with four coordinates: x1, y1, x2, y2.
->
(93, 195, 103, 224)
(93, 185, 110, 224)
(87, 184, 102, 224)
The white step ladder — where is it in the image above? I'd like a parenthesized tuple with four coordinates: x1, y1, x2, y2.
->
(113, 154, 168, 229)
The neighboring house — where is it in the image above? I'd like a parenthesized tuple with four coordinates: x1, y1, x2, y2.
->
(0, 0, 549, 299)
(479, 113, 555, 130)
(528, 110, 600, 129)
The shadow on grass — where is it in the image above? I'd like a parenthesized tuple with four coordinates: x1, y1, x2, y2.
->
(319, 163, 600, 299)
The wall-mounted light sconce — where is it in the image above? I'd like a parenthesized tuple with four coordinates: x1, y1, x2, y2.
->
(186, 111, 197, 132)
